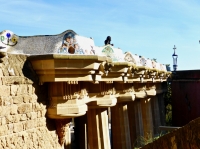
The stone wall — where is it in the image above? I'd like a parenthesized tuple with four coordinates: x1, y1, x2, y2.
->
(0, 53, 61, 149)
(141, 117, 200, 149)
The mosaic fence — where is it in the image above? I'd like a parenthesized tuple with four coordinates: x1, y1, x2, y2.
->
(0, 30, 167, 71)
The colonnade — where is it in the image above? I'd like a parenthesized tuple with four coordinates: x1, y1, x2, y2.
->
(29, 54, 170, 149)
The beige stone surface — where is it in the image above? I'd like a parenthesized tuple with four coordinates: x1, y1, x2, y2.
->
(0, 53, 63, 149)
(13, 96, 23, 104)
(141, 117, 200, 149)
(87, 108, 111, 149)
(111, 103, 132, 149)
(0, 52, 170, 149)
(0, 85, 10, 96)
(17, 103, 32, 114)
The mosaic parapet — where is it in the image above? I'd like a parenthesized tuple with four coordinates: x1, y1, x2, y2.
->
(0, 29, 169, 72)
(0, 29, 95, 55)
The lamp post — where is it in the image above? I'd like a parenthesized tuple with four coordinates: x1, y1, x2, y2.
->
(172, 45, 178, 71)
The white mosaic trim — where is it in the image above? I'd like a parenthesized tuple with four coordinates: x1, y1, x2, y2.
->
(0, 29, 168, 71)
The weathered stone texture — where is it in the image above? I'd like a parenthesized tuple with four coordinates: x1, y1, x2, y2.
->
(10, 104, 18, 115)
(0, 106, 10, 117)
(1, 77, 33, 85)
(0, 85, 10, 96)
(0, 125, 8, 136)
(0, 96, 13, 106)
(18, 103, 32, 114)
(13, 96, 23, 104)
(141, 117, 200, 149)
(0, 53, 61, 149)
(0, 127, 60, 149)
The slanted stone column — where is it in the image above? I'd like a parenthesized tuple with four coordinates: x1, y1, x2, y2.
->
(87, 108, 111, 149)
(55, 119, 71, 148)
(111, 103, 132, 149)
(140, 97, 154, 139)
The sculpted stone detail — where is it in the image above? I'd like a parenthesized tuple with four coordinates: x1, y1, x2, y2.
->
(100, 82, 116, 95)
(99, 61, 114, 76)
(55, 119, 71, 145)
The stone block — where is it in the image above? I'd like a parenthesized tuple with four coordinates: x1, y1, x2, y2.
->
(25, 120, 35, 130)
(32, 103, 42, 111)
(0, 125, 8, 136)
(1, 76, 33, 85)
(40, 103, 47, 110)
(5, 136, 11, 148)
(0, 85, 10, 96)
(5, 115, 13, 124)
(30, 112, 37, 120)
(4, 97, 13, 106)
(20, 114, 27, 121)
(30, 94, 37, 103)
(1, 117, 6, 125)
(10, 85, 19, 96)
(12, 134, 19, 146)
(23, 95, 31, 103)
(41, 109, 47, 117)
(12, 115, 20, 123)
(7, 124, 14, 134)
(0, 96, 13, 106)
(13, 123, 23, 133)
(0, 136, 7, 148)
(2, 68, 9, 76)
(0, 106, 10, 117)
(8, 144, 15, 149)
(32, 86, 36, 94)
(17, 103, 32, 114)
(37, 117, 46, 127)
(16, 85, 27, 96)
(10, 104, 18, 115)
(13, 96, 23, 104)
(37, 111, 42, 118)
(27, 85, 33, 94)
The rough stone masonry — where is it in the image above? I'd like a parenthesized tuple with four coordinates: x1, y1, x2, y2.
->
(0, 52, 62, 149)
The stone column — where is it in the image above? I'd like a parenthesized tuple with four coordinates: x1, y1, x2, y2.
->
(111, 103, 132, 149)
(151, 96, 161, 135)
(127, 101, 137, 148)
(74, 115, 88, 149)
(140, 98, 154, 139)
(134, 99, 144, 137)
(55, 119, 71, 148)
(87, 108, 111, 149)
(127, 99, 144, 147)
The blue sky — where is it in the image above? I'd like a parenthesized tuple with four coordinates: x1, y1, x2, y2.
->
(1, 0, 200, 70)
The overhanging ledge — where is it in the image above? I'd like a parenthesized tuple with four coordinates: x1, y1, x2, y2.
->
(28, 54, 113, 83)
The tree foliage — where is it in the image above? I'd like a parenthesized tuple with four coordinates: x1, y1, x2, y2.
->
(164, 82, 172, 126)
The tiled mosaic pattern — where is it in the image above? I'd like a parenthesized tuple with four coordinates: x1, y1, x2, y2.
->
(0, 30, 167, 71)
